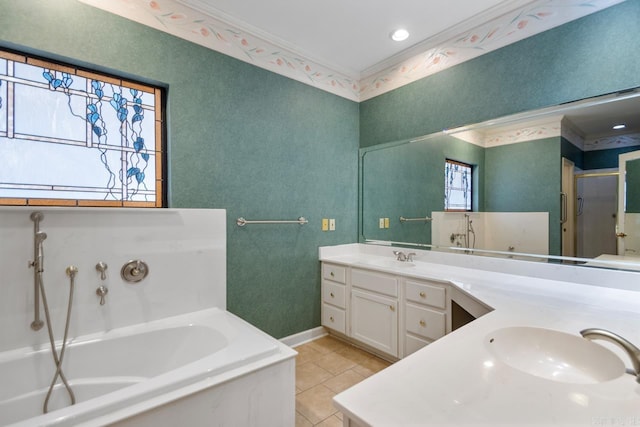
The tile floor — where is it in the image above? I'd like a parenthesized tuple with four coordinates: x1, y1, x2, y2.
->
(294, 335, 393, 427)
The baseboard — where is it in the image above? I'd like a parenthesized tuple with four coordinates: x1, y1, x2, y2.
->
(280, 326, 327, 348)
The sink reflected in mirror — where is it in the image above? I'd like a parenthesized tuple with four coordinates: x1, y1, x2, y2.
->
(486, 326, 626, 384)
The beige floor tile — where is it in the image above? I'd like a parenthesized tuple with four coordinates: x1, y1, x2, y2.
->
(316, 414, 343, 427)
(352, 356, 391, 378)
(295, 411, 313, 427)
(336, 345, 376, 365)
(296, 411, 313, 427)
(322, 369, 366, 394)
(294, 343, 324, 365)
(296, 384, 339, 424)
(296, 362, 334, 391)
(336, 411, 343, 420)
(307, 335, 350, 354)
(315, 350, 357, 376)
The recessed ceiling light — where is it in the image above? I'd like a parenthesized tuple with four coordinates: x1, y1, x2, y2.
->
(613, 124, 626, 130)
(390, 29, 409, 42)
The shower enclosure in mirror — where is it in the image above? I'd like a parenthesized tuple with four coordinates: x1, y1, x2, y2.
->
(360, 88, 640, 270)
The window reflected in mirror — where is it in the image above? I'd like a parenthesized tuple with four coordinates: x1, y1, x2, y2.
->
(445, 159, 472, 212)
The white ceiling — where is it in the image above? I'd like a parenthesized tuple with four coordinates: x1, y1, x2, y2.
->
(178, 0, 527, 77)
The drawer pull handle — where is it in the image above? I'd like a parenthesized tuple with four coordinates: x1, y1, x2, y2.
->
(390, 305, 395, 312)
(419, 292, 426, 298)
(330, 271, 335, 277)
(419, 320, 426, 327)
(330, 292, 335, 298)
(330, 316, 334, 322)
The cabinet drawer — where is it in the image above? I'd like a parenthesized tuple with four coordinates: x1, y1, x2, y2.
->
(351, 268, 398, 297)
(404, 333, 430, 357)
(322, 263, 346, 284)
(405, 303, 445, 341)
(322, 303, 346, 334)
(323, 280, 346, 309)
(405, 280, 446, 309)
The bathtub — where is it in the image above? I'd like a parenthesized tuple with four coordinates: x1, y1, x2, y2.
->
(1, 308, 296, 427)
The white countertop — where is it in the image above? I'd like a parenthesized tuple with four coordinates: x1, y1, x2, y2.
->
(321, 244, 640, 426)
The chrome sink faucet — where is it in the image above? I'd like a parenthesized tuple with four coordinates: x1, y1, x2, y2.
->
(393, 251, 416, 262)
(581, 328, 640, 381)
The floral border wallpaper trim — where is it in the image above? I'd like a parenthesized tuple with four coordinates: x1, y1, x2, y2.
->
(585, 134, 640, 151)
(78, 0, 624, 102)
(359, 0, 624, 101)
(452, 117, 563, 148)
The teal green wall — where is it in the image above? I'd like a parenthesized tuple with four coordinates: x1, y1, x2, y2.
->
(360, 1, 640, 148)
(2, 0, 640, 338)
(361, 135, 484, 243)
(561, 138, 584, 170)
(584, 146, 640, 170)
(626, 158, 640, 214)
(0, 0, 359, 338)
(485, 138, 561, 255)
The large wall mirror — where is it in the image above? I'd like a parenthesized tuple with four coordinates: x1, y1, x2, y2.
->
(360, 88, 640, 271)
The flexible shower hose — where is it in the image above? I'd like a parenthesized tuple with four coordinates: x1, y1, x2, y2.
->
(39, 267, 76, 413)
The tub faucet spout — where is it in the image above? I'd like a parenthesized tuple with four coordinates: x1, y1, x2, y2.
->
(580, 328, 640, 381)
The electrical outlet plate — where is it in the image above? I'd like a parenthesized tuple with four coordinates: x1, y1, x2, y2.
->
(322, 218, 329, 231)
(329, 219, 336, 231)
(384, 218, 390, 228)
(379, 218, 385, 228)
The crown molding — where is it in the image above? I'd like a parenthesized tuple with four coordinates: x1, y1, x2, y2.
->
(176, 0, 360, 79)
(78, 0, 625, 102)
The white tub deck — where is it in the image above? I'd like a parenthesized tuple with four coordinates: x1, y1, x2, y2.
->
(1, 308, 295, 427)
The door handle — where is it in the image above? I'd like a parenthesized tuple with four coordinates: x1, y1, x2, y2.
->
(616, 232, 627, 238)
(560, 192, 567, 224)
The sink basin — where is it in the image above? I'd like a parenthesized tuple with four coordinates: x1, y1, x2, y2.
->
(485, 326, 626, 384)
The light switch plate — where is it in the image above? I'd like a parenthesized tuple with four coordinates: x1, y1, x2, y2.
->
(379, 218, 385, 228)
(384, 218, 390, 228)
(322, 218, 329, 231)
(329, 218, 336, 231)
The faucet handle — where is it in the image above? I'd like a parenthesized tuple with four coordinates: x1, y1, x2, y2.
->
(95, 262, 108, 281)
(96, 285, 108, 305)
(407, 253, 416, 262)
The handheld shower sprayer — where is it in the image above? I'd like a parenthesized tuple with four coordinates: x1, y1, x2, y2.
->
(29, 212, 45, 331)
(34, 231, 47, 272)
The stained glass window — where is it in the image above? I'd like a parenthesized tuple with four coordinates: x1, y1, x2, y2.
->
(445, 159, 472, 211)
(0, 49, 165, 207)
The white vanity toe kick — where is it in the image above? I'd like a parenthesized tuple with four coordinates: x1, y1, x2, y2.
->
(321, 244, 640, 426)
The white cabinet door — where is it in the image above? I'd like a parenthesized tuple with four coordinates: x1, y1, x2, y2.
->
(351, 289, 398, 357)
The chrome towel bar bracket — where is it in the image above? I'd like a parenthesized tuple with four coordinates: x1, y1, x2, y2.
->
(236, 217, 308, 226)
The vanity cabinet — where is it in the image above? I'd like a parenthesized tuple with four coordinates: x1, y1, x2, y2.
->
(320, 261, 484, 360)
(403, 279, 448, 357)
(350, 269, 399, 357)
(321, 263, 347, 334)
